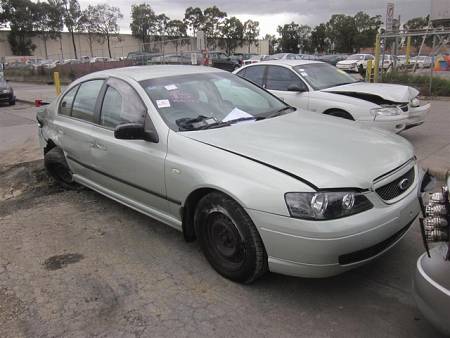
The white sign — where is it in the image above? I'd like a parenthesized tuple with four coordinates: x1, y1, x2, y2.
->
(386, 3, 395, 31)
(196, 30, 205, 51)
(190, 52, 197, 65)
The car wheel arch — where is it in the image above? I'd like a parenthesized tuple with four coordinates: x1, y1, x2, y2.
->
(323, 108, 355, 121)
(181, 187, 249, 243)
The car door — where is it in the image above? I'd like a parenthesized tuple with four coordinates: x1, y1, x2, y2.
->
(264, 65, 309, 109)
(88, 77, 169, 214)
(54, 79, 105, 181)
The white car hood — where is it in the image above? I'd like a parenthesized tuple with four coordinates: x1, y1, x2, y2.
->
(185, 111, 414, 190)
(322, 82, 419, 103)
(337, 60, 360, 65)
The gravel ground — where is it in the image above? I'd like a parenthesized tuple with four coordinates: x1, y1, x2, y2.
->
(0, 102, 446, 337)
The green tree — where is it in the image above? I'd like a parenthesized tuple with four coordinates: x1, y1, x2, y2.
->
(78, 5, 102, 57)
(243, 19, 259, 53)
(62, 0, 81, 59)
(183, 6, 203, 36)
(166, 19, 187, 53)
(277, 22, 301, 52)
(130, 3, 156, 49)
(219, 16, 243, 54)
(1, 0, 37, 55)
(35, 0, 64, 59)
(93, 4, 122, 58)
(325, 14, 357, 52)
(263, 33, 278, 54)
(154, 13, 169, 53)
(202, 6, 227, 48)
(353, 11, 382, 49)
(310, 23, 329, 53)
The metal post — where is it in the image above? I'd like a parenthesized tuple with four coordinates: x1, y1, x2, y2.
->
(366, 60, 373, 82)
(406, 36, 411, 65)
(380, 37, 386, 82)
(374, 34, 381, 83)
(430, 35, 436, 97)
(54, 72, 61, 96)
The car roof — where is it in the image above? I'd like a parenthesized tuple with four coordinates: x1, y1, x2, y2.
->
(80, 65, 226, 82)
(257, 60, 324, 67)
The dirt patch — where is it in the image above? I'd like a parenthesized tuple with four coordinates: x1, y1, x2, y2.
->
(0, 287, 26, 325)
(44, 253, 84, 271)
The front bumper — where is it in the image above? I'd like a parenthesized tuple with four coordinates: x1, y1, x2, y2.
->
(413, 245, 450, 336)
(405, 103, 430, 129)
(247, 182, 420, 278)
(336, 64, 359, 72)
(0, 92, 14, 102)
(357, 114, 410, 133)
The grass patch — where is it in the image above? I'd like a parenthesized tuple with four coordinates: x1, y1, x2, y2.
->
(383, 71, 450, 97)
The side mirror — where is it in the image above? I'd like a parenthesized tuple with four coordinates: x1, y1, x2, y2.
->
(114, 123, 158, 143)
(287, 84, 307, 92)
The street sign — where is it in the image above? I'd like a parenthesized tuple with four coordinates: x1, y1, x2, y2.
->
(386, 3, 395, 31)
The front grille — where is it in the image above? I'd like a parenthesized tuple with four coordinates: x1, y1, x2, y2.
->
(338, 219, 415, 265)
(375, 167, 415, 201)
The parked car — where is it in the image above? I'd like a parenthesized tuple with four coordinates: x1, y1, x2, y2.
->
(318, 54, 348, 66)
(265, 53, 303, 61)
(234, 60, 430, 133)
(382, 55, 398, 70)
(63, 58, 81, 65)
(37, 65, 420, 283)
(336, 53, 375, 73)
(127, 51, 159, 64)
(90, 57, 110, 63)
(412, 56, 433, 69)
(413, 172, 450, 336)
(242, 55, 269, 66)
(208, 51, 241, 71)
(0, 79, 15, 105)
(230, 53, 259, 66)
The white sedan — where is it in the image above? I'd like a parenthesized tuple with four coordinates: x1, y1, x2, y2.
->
(234, 60, 430, 133)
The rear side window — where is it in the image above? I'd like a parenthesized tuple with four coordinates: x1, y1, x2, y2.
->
(71, 80, 104, 122)
(265, 66, 302, 91)
(100, 78, 146, 128)
(59, 85, 78, 116)
(239, 66, 265, 86)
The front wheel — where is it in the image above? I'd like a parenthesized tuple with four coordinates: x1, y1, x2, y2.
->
(44, 147, 78, 189)
(195, 192, 268, 283)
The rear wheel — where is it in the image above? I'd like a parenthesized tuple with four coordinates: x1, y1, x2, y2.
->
(195, 192, 268, 283)
(9, 97, 15, 105)
(44, 147, 78, 189)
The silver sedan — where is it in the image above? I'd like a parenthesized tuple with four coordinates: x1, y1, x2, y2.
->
(37, 65, 420, 283)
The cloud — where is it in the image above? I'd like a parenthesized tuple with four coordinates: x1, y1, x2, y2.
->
(81, 0, 432, 36)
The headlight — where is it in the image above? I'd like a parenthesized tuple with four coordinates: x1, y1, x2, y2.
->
(352, 63, 358, 67)
(410, 97, 420, 107)
(285, 191, 373, 220)
(370, 106, 402, 120)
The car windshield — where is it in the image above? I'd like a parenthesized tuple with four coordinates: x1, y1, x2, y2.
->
(140, 72, 290, 131)
(346, 54, 365, 60)
(294, 63, 358, 90)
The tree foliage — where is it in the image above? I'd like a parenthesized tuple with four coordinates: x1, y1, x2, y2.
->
(130, 3, 156, 46)
(92, 4, 122, 58)
(183, 6, 203, 36)
(243, 20, 259, 53)
(35, 0, 64, 58)
(61, 0, 81, 58)
(219, 16, 244, 54)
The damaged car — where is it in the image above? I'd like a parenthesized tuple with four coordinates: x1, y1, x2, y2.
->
(37, 65, 420, 283)
(234, 60, 430, 133)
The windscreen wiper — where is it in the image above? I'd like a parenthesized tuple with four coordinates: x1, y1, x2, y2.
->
(176, 116, 257, 131)
(264, 106, 296, 119)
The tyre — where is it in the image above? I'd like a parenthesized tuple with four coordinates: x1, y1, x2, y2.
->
(194, 192, 268, 283)
(44, 147, 78, 189)
(324, 109, 354, 121)
(9, 98, 15, 105)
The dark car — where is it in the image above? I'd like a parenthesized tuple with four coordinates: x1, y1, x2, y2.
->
(180, 51, 240, 72)
(318, 54, 349, 66)
(0, 80, 15, 105)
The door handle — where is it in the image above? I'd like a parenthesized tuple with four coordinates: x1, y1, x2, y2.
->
(90, 140, 107, 151)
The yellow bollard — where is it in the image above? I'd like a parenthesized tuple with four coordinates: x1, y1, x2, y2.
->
(366, 60, 373, 82)
(54, 72, 61, 96)
(406, 36, 411, 65)
(373, 34, 381, 83)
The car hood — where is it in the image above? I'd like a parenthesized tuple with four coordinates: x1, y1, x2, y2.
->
(337, 60, 360, 65)
(184, 111, 414, 190)
(322, 82, 419, 103)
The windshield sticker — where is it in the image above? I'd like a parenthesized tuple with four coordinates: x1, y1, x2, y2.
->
(222, 107, 254, 122)
(300, 72, 308, 76)
(165, 84, 178, 91)
(298, 68, 305, 71)
(156, 99, 171, 108)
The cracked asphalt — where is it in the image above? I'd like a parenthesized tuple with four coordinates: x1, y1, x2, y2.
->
(0, 102, 447, 337)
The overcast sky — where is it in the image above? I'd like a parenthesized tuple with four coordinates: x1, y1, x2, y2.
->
(79, 0, 432, 36)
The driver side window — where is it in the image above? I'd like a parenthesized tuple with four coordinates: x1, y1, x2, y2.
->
(100, 78, 146, 128)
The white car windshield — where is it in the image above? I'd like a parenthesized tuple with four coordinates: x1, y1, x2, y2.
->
(346, 54, 365, 60)
(294, 63, 358, 90)
(140, 72, 291, 131)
